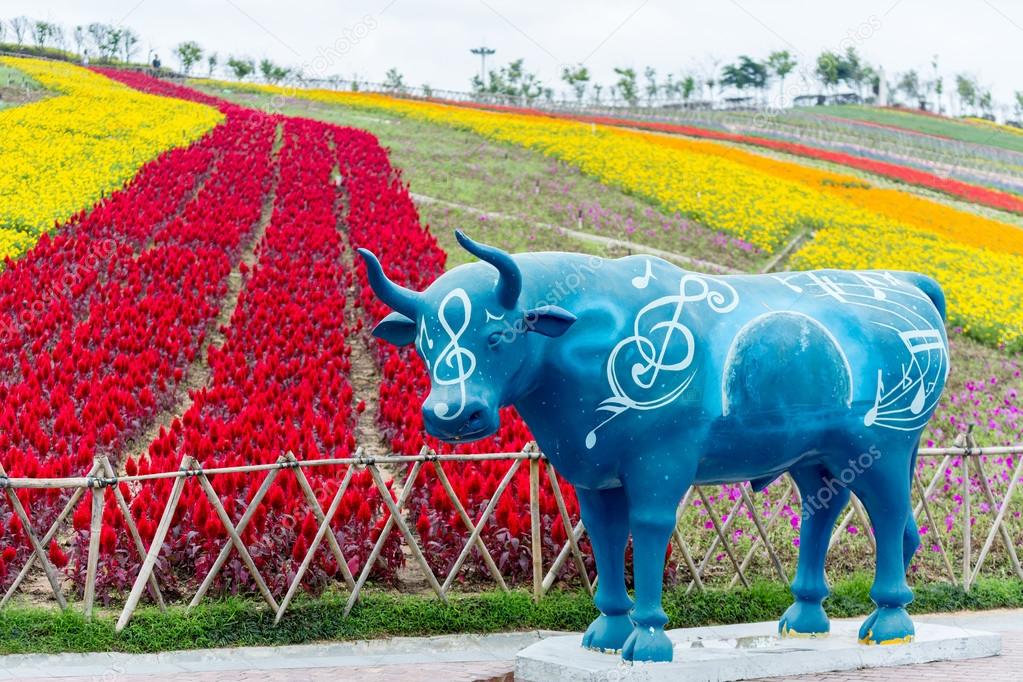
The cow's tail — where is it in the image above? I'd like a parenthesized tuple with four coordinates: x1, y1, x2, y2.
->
(900, 272, 946, 323)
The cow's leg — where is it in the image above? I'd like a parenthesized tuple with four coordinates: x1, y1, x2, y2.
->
(779, 464, 850, 637)
(576, 486, 633, 653)
(620, 460, 693, 663)
(902, 450, 921, 573)
(844, 447, 916, 645)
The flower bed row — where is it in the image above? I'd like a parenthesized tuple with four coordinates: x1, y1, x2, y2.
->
(0, 58, 222, 261)
(435, 100, 1023, 214)
(0, 90, 277, 593)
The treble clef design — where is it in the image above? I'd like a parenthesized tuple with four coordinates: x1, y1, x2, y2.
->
(586, 269, 739, 449)
(431, 288, 477, 421)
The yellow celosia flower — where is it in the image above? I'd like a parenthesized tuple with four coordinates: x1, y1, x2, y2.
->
(0, 58, 222, 261)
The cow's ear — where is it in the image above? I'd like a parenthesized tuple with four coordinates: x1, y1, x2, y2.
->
(372, 311, 417, 346)
(524, 305, 577, 338)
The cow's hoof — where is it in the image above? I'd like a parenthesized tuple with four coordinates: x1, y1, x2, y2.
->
(622, 625, 673, 663)
(778, 599, 830, 637)
(581, 613, 633, 653)
(858, 607, 915, 645)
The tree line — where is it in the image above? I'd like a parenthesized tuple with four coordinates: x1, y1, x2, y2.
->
(462, 49, 1012, 118)
(2, 14, 1020, 120)
(0, 16, 293, 85)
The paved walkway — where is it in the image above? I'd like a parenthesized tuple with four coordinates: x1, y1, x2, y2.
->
(3, 610, 1020, 681)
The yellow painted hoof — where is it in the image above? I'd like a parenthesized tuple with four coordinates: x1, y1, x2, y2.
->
(780, 624, 828, 639)
(858, 630, 915, 646)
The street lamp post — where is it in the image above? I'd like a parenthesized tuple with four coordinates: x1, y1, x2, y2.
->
(470, 46, 495, 84)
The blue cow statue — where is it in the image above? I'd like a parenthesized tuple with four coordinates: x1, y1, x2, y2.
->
(358, 231, 949, 663)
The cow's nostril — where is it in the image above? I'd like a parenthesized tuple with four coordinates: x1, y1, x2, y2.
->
(466, 410, 485, 429)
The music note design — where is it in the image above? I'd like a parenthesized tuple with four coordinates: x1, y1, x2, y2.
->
(770, 270, 946, 432)
(853, 272, 888, 301)
(863, 329, 946, 429)
(430, 288, 477, 421)
(418, 318, 434, 370)
(631, 259, 656, 289)
(586, 274, 739, 449)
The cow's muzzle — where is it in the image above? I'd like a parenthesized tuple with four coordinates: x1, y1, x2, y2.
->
(422, 398, 498, 443)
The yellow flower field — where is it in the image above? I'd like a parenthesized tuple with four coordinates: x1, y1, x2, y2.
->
(792, 225, 1023, 347)
(219, 82, 1023, 347)
(645, 133, 1023, 257)
(0, 58, 222, 261)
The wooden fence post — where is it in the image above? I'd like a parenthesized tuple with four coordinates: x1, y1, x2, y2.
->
(82, 459, 106, 620)
(543, 460, 592, 596)
(0, 462, 97, 609)
(116, 455, 192, 632)
(98, 456, 166, 611)
(529, 445, 542, 603)
(0, 463, 67, 609)
(962, 454, 972, 591)
(432, 454, 509, 593)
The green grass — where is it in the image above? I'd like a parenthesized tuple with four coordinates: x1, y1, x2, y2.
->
(806, 105, 1023, 154)
(2, 575, 1021, 654)
(197, 86, 769, 272)
(0, 61, 45, 111)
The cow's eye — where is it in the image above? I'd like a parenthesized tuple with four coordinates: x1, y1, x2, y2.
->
(487, 331, 503, 348)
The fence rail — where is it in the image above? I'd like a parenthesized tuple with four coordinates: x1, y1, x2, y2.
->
(1, 438, 1021, 631)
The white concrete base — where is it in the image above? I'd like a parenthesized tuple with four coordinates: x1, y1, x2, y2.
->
(514, 620, 1001, 681)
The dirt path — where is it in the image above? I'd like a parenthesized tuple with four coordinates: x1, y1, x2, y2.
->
(333, 171, 392, 465)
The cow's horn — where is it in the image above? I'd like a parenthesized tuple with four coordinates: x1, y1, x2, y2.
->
(455, 230, 522, 309)
(357, 248, 420, 319)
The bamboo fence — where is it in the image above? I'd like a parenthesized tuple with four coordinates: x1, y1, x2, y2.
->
(0, 434, 1021, 632)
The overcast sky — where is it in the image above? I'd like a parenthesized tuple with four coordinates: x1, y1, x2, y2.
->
(7, 0, 1023, 107)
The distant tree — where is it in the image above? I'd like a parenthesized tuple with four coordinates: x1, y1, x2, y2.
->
(32, 20, 52, 48)
(705, 76, 716, 103)
(87, 23, 121, 60)
(681, 75, 696, 101)
(766, 50, 796, 100)
(51, 23, 67, 50)
(175, 41, 203, 75)
(72, 25, 86, 55)
(955, 74, 977, 114)
(978, 89, 993, 116)
(643, 66, 658, 104)
(1015, 91, 1023, 119)
(422, 83, 433, 97)
(721, 55, 768, 95)
(815, 50, 841, 92)
(0, 20, 6, 43)
(10, 16, 30, 46)
(613, 66, 638, 106)
(206, 52, 218, 77)
(259, 58, 290, 84)
(121, 28, 139, 63)
(86, 23, 110, 57)
(660, 73, 677, 102)
(591, 83, 603, 104)
(560, 63, 590, 103)
(840, 47, 862, 90)
(383, 67, 406, 93)
(472, 59, 544, 102)
(897, 70, 921, 106)
(227, 56, 255, 81)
